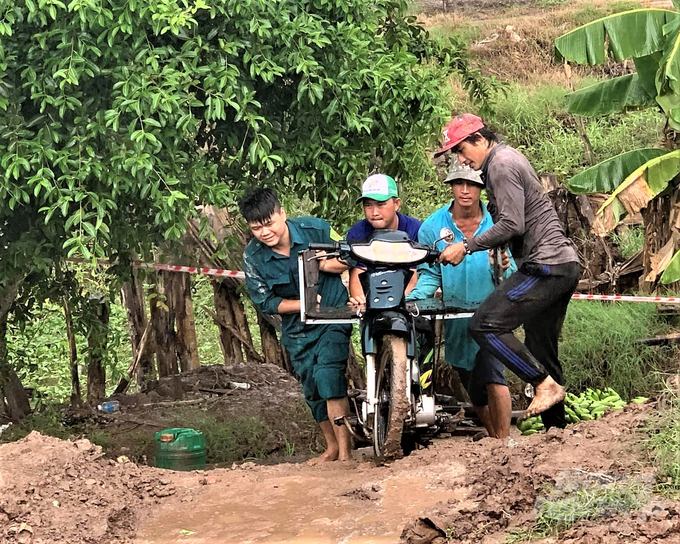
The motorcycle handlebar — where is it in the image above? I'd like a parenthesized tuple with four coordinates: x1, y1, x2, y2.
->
(308, 242, 339, 252)
(426, 248, 440, 263)
(308, 241, 439, 265)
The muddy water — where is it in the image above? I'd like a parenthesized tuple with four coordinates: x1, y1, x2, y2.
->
(135, 457, 468, 544)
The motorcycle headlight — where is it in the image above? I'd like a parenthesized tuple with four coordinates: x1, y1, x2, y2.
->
(351, 240, 429, 265)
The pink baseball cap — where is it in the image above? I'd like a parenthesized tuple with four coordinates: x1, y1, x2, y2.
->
(434, 114, 485, 157)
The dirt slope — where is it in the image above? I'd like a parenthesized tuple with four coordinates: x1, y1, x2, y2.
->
(3, 404, 679, 544)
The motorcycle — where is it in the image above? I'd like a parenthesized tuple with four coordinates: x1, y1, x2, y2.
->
(298, 229, 474, 458)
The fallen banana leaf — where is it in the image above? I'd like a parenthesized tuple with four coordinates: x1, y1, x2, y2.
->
(593, 150, 680, 234)
(645, 237, 675, 282)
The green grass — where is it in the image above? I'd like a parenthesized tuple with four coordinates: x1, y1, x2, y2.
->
(571, 5, 608, 26)
(570, 0, 643, 26)
(536, 0, 569, 7)
(560, 301, 680, 400)
(448, 81, 663, 186)
(176, 410, 271, 465)
(428, 21, 482, 45)
(0, 406, 72, 443)
(647, 389, 680, 494)
(609, 1, 643, 13)
(507, 479, 650, 542)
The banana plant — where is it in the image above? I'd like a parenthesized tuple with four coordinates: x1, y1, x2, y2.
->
(555, 5, 680, 283)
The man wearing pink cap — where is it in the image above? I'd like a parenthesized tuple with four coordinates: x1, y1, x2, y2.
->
(434, 114, 580, 429)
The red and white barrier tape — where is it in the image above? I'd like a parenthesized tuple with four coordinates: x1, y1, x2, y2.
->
(570, 293, 680, 304)
(71, 258, 680, 304)
(133, 262, 245, 279)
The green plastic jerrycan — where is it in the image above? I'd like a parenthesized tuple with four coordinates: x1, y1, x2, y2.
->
(154, 428, 206, 471)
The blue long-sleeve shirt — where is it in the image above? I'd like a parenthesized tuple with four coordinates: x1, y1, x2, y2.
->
(407, 201, 516, 370)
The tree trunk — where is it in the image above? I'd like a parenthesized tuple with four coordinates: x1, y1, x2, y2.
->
(149, 273, 179, 378)
(0, 279, 31, 419)
(63, 297, 82, 407)
(257, 310, 288, 369)
(212, 279, 244, 364)
(640, 193, 679, 293)
(86, 295, 109, 406)
(232, 292, 253, 352)
(174, 272, 200, 372)
(114, 321, 154, 395)
(121, 272, 156, 385)
(0, 383, 6, 417)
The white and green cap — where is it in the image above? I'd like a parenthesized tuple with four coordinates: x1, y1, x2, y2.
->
(356, 174, 399, 204)
(444, 159, 484, 187)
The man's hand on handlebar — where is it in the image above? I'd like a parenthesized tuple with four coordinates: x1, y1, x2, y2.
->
(316, 250, 329, 271)
(438, 242, 467, 266)
(316, 250, 350, 274)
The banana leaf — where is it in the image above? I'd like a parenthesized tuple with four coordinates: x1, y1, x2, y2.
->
(593, 149, 680, 235)
(566, 74, 656, 116)
(634, 53, 663, 97)
(555, 9, 678, 65)
(661, 248, 680, 283)
(567, 148, 669, 194)
(656, 17, 680, 129)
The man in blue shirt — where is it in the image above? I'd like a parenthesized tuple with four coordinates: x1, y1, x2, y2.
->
(240, 188, 353, 463)
(407, 163, 515, 438)
(347, 174, 421, 305)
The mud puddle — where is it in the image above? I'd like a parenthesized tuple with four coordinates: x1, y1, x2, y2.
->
(135, 450, 468, 543)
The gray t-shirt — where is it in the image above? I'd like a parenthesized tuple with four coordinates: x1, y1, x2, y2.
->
(467, 144, 578, 266)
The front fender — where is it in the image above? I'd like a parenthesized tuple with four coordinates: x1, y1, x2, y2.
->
(362, 311, 416, 358)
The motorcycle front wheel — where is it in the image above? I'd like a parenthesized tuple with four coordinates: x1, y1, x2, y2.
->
(373, 334, 409, 458)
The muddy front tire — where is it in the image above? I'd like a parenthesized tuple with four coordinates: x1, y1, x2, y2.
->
(373, 334, 409, 459)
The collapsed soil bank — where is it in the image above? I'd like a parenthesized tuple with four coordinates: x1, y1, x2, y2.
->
(0, 432, 184, 544)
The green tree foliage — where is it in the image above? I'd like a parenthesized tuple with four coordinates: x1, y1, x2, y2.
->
(0, 0, 491, 415)
(0, 0, 491, 272)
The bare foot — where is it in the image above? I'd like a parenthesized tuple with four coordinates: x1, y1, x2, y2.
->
(337, 449, 353, 462)
(524, 376, 565, 418)
(306, 448, 339, 465)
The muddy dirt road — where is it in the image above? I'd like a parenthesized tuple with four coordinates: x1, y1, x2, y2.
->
(132, 404, 676, 544)
(3, 404, 680, 544)
(135, 450, 468, 544)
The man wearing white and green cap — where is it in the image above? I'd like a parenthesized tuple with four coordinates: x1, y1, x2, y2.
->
(346, 173, 421, 305)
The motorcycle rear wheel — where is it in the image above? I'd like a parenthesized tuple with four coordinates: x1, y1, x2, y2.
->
(373, 334, 409, 459)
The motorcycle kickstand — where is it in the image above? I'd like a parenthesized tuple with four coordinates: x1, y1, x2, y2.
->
(333, 416, 371, 444)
